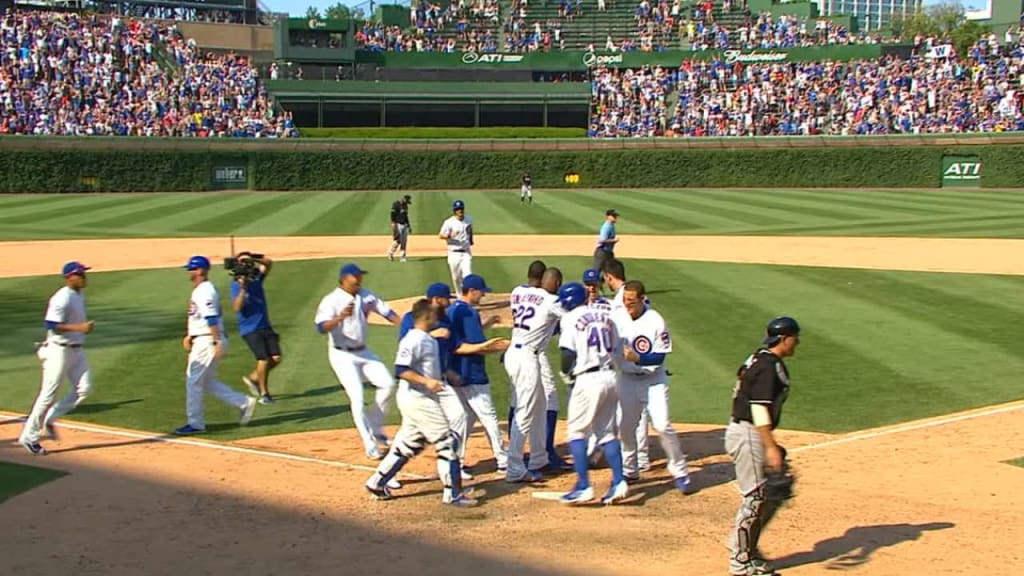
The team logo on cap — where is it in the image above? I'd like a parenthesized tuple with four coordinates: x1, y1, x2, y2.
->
(633, 336, 653, 354)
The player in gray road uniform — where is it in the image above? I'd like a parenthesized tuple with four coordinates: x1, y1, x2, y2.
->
(725, 316, 800, 576)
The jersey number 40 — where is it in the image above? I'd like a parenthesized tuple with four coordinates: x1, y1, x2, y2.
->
(587, 326, 612, 352)
(512, 305, 536, 330)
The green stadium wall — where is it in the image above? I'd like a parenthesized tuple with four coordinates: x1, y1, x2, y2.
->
(0, 136, 1021, 192)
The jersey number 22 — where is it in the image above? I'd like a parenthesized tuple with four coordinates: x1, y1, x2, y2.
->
(513, 305, 536, 330)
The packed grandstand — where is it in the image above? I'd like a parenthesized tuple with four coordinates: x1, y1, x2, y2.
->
(0, 2, 1021, 137)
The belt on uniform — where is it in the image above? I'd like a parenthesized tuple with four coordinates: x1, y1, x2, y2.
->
(189, 334, 214, 343)
(578, 364, 613, 376)
(451, 249, 468, 253)
(52, 342, 82, 348)
(731, 417, 752, 425)
(511, 343, 539, 354)
(335, 345, 366, 352)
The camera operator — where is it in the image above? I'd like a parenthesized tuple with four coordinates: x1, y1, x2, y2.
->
(229, 252, 281, 405)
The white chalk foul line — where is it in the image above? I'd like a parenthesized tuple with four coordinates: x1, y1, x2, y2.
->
(792, 400, 1024, 454)
(0, 413, 430, 480)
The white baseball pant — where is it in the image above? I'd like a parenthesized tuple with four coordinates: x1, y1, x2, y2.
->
(186, 337, 250, 430)
(20, 343, 92, 444)
(437, 383, 468, 459)
(447, 251, 472, 294)
(328, 346, 397, 454)
(619, 376, 689, 479)
(566, 369, 619, 444)
(454, 383, 508, 469)
(539, 350, 559, 410)
(503, 346, 548, 477)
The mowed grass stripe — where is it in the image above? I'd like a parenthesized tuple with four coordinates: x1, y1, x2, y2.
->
(710, 190, 862, 221)
(298, 192, 386, 235)
(882, 189, 1024, 211)
(87, 194, 231, 231)
(643, 190, 802, 228)
(626, 189, 753, 231)
(97, 193, 256, 236)
(179, 193, 307, 234)
(767, 189, 957, 217)
(529, 191, 632, 233)
(601, 190, 715, 232)
(489, 192, 591, 234)
(0, 194, 120, 220)
(231, 191, 339, 236)
(0, 196, 129, 225)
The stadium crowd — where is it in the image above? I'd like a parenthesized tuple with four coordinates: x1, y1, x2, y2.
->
(589, 39, 1024, 137)
(0, 10, 297, 137)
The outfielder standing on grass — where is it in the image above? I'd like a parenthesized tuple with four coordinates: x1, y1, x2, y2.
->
(726, 316, 801, 576)
(439, 200, 473, 294)
(19, 261, 95, 455)
(387, 194, 412, 263)
(231, 252, 280, 405)
(364, 299, 478, 507)
(521, 172, 533, 204)
(175, 256, 257, 436)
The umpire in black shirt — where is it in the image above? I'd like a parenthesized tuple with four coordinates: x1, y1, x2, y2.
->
(725, 316, 800, 576)
(387, 194, 412, 262)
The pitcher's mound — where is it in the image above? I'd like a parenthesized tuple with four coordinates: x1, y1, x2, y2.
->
(370, 293, 514, 328)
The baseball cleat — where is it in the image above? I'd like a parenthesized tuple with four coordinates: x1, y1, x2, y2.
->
(559, 486, 595, 505)
(505, 470, 543, 484)
(445, 494, 479, 507)
(386, 478, 402, 489)
(545, 455, 574, 471)
(242, 376, 259, 397)
(400, 257, 407, 263)
(387, 253, 394, 262)
(365, 483, 393, 501)
(601, 480, 630, 505)
(675, 476, 698, 495)
(638, 462, 652, 472)
(258, 394, 274, 405)
(459, 467, 474, 480)
(44, 422, 59, 441)
(624, 473, 641, 484)
(239, 397, 257, 426)
(19, 440, 47, 455)
(173, 424, 205, 435)
(367, 447, 384, 460)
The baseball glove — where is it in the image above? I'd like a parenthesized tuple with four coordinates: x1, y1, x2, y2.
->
(763, 462, 796, 502)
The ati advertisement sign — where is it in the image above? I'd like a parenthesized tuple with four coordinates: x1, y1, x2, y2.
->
(461, 52, 525, 64)
(212, 165, 247, 190)
(941, 156, 982, 188)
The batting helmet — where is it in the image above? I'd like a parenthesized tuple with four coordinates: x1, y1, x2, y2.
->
(557, 282, 587, 311)
(453, 200, 465, 211)
(762, 316, 800, 346)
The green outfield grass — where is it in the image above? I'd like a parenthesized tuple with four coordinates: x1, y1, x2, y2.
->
(1, 257, 1021, 439)
(2, 189, 1024, 240)
(1007, 458, 1024, 468)
(0, 462, 67, 503)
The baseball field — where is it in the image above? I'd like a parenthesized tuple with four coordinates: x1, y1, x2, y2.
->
(1, 188, 1022, 575)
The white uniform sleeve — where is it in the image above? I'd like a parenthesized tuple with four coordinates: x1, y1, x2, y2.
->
(196, 283, 219, 318)
(314, 294, 336, 325)
(652, 312, 672, 354)
(367, 291, 393, 318)
(558, 314, 575, 351)
(439, 219, 452, 237)
(45, 290, 68, 324)
(395, 333, 418, 368)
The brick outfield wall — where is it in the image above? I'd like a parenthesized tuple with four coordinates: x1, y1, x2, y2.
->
(0, 136, 1019, 191)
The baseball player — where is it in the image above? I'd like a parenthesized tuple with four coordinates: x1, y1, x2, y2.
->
(503, 263, 565, 483)
(399, 282, 473, 479)
(448, 273, 510, 473)
(555, 282, 629, 505)
(18, 261, 96, 455)
(365, 299, 477, 507)
(612, 280, 695, 494)
(174, 256, 258, 436)
(520, 172, 533, 204)
(439, 200, 473, 294)
(314, 262, 401, 459)
(726, 316, 800, 576)
(387, 194, 412, 263)
(593, 209, 619, 273)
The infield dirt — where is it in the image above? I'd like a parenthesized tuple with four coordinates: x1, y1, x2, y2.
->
(1, 234, 1022, 576)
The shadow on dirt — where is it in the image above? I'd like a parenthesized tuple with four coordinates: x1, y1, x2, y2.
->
(772, 522, 956, 570)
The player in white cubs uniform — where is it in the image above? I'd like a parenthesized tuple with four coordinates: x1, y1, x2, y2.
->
(364, 299, 477, 507)
(555, 283, 629, 506)
(613, 280, 695, 494)
(175, 256, 257, 436)
(439, 199, 473, 294)
(19, 261, 96, 455)
(315, 262, 401, 459)
(503, 266, 565, 482)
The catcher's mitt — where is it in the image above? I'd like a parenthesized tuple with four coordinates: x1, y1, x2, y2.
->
(764, 462, 796, 502)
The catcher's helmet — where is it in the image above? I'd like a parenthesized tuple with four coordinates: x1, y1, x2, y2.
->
(557, 282, 587, 311)
(762, 316, 800, 346)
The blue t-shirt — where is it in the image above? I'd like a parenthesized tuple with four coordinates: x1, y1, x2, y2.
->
(446, 300, 489, 386)
(399, 311, 453, 374)
(598, 221, 616, 253)
(229, 274, 271, 336)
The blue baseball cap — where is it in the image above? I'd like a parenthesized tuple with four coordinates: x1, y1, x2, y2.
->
(462, 274, 491, 293)
(62, 261, 91, 277)
(339, 263, 368, 277)
(453, 200, 465, 211)
(183, 256, 210, 271)
(425, 282, 452, 299)
(582, 269, 601, 283)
